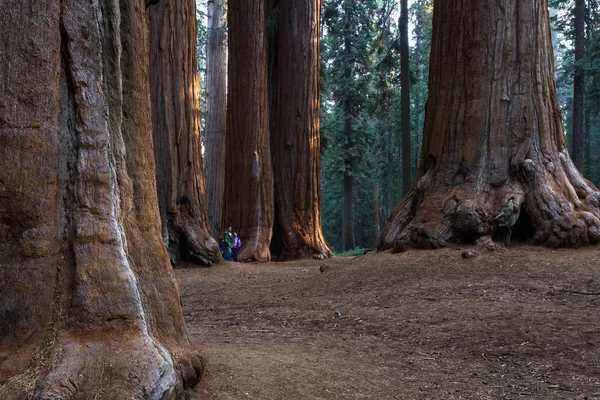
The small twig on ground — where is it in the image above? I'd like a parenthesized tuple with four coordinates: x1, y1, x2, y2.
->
(556, 288, 600, 295)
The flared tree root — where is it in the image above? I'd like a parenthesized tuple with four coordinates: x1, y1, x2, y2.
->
(379, 156, 600, 251)
(1, 329, 202, 400)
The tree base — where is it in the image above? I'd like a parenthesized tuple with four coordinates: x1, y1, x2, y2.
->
(0, 329, 202, 400)
(379, 156, 600, 251)
(167, 206, 223, 267)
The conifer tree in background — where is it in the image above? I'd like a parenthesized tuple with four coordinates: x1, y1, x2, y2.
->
(320, 0, 434, 251)
(551, 0, 600, 184)
(410, 0, 433, 173)
(149, 0, 222, 265)
(400, 0, 412, 195)
(321, 0, 378, 251)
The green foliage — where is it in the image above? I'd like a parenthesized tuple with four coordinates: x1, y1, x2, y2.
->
(551, 0, 600, 184)
(320, 0, 433, 251)
(335, 247, 367, 257)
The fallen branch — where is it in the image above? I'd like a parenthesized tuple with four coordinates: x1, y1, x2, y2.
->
(556, 288, 600, 296)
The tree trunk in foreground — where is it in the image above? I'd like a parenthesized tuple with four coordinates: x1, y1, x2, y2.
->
(149, 0, 221, 266)
(225, 0, 274, 262)
(271, 0, 334, 260)
(379, 0, 600, 251)
(205, 0, 228, 237)
(0, 1, 202, 398)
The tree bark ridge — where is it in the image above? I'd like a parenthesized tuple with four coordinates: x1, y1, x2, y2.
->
(149, 0, 222, 266)
(0, 0, 203, 398)
(271, 0, 333, 260)
(225, 0, 274, 262)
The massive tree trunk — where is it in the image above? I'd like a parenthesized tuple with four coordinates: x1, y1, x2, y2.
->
(270, 0, 334, 260)
(572, 0, 585, 169)
(204, 0, 227, 237)
(400, 0, 412, 195)
(0, 1, 202, 398)
(149, 0, 221, 266)
(379, 0, 600, 251)
(225, 0, 274, 262)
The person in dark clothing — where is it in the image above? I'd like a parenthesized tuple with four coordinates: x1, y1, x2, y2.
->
(223, 226, 234, 261)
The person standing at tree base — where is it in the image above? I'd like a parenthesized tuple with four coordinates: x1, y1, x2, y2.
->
(232, 232, 241, 262)
(224, 226, 234, 261)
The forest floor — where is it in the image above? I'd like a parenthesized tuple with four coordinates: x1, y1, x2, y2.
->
(176, 245, 600, 400)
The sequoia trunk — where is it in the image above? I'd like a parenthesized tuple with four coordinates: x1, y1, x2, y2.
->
(225, 0, 274, 262)
(204, 0, 227, 237)
(379, 0, 600, 250)
(0, 0, 202, 398)
(149, 0, 221, 266)
(271, 0, 333, 260)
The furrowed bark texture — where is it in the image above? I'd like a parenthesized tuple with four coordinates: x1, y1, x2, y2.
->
(149, 0, 222, 266)
(379, 0, 600, 251)
(0, 1, 202, 398)
(271, 0, 333, 260)
(225, 0, 274, 262)
(204, 0, 227, 238)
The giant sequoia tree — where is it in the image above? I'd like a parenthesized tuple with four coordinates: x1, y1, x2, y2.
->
(271, 0, 333, 260)
(379, 0, 600, 250)
(225, 0, 330, 261)
(149, 0, 221, 265)
(0, 1, 202, 398)
(224, 0, 274, 262)
(204, 0, 228, 237)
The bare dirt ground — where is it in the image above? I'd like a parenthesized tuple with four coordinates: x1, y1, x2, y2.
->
(176, 246, 600, 400)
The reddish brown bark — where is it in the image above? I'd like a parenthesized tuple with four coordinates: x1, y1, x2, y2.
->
(149, 0, 221, 265)
(379, 0, 600, 251)
(0, 0, 202, 398)
(204, 0, 228, 237)
(224, 0, 274, 262)
(271, 0, 333, 260)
